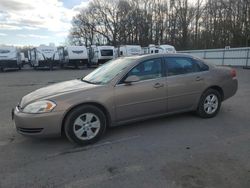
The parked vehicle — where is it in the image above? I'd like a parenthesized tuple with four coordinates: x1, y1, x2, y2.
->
(27, 49, 31, 64)
(20, 52, 25, 64)
(30, 45, 58, 70)
(142, 47, 149, 54)
(13, 54, 238, 145)
(89, 45, 115, 65)
(53, 51, 60, 67)
(158, 45, 176, 53)
(0, 46, 21, 71)
(59, 46, 88, 68)
(117, 45, 142, 57)
(147, 44, 161, 54)
(142, 44, 176, 54)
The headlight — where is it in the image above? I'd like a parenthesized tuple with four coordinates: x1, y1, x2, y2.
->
(23, 100, 56, 114)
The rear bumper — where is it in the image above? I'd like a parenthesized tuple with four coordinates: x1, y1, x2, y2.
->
(13, 107, 64, 137)
(222, 78, 238, 101)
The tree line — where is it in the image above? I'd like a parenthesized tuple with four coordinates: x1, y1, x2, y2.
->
(68, 0, 250, 50)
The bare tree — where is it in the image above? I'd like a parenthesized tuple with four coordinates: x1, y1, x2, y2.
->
(68, 0, 250, 50)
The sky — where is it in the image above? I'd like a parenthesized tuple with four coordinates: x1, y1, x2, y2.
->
(0, 0, 90, 47)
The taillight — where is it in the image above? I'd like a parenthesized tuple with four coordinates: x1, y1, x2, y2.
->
(230, 69, 236, 78)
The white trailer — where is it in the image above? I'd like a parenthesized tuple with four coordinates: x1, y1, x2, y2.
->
(0, 46, 21, 71)
(143, 44, 176, 54)
(20, 52, 25, 63)
(117, 45, 142, 57)
(58, 47, 65, 65)
(53, 51, 60, 66)
(158, 45, 176, 53)
(89, 45, 115, 65)
(142, 44, 159, 54)
(30, 45, 58, 70)
(27, 49, 31, 63)
(147, 44, 160, 54)
(60, 46, 88, 68)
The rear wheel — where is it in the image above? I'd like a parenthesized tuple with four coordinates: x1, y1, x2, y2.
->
(64, 105, 107, 145)
(197, 89, 221, 118)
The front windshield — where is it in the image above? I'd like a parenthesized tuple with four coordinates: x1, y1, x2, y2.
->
(82, 57, 136, 84)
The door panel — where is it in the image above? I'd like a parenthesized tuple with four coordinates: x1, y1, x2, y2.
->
(114, 58, 167, 122)
(115, 78, 167, 122)
(167, 73, 204, 112)
(165, 57, 206, 112)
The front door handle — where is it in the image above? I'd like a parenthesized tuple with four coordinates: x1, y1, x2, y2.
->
(195, 76, 203, 81)
(154, 83, 164, 88)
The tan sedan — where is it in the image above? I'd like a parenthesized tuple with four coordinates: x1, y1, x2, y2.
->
(13, 54, 238, 145)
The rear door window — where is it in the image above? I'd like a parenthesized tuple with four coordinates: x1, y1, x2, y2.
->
(165, 57, 201, 76)
(193, 58, 209, 71)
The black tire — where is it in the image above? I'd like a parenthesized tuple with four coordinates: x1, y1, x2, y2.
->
(64, 105, 107, 145)
(196, 89, 222, 118)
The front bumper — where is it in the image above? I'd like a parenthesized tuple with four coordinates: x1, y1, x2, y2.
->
(13, 107, 64, 137)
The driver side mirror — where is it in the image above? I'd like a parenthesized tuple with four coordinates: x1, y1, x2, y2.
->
(124, 75, 140, 84)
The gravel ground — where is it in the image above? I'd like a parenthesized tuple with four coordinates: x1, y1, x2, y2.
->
(0, 67, 249, 188)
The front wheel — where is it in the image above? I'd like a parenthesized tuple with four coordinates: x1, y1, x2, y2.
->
(64, 105, 107, 145)
(196, 89, 221, 118)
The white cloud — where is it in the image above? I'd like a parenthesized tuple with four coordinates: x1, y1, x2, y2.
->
(17, 34, 50, 39)
(0, 0, 91, 45)
(0, 0, 79, 32)
(72, 1, 91, 12)
(0, 24, 22, 30)
(56, 32, 69, 37)
(22, 26, 39, 30)
(16, 34, 27, 37)
(29, 34, 49, 39)
(0, 33, 8, 36)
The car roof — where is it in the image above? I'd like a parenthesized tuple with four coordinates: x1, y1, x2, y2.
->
(128, 53, 195, 61)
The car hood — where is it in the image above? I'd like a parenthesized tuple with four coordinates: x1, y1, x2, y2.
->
(20, 79, 97, 107)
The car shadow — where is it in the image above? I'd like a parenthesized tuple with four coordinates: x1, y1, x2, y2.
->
(13, 111, 217, 155)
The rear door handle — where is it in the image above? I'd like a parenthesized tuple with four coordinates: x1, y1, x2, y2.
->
(195, 76, 203, 81)
(154, 83, 164, 88)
